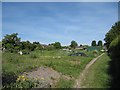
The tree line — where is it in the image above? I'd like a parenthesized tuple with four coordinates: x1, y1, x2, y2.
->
(2, 33, 103, 53)
(2, 33, 63, 53)
(104, 21, 120, 88)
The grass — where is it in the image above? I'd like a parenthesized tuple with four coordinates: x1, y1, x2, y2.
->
(2, 49, 101, 88)
(80, 53, 111, 88)
(55, 78, 74, 88)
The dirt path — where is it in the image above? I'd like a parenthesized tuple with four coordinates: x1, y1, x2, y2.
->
(74, 53, 105, 88)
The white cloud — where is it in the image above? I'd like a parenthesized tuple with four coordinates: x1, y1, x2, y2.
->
(2, 2, 118, 45)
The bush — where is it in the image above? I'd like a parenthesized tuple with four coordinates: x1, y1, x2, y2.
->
(92, 50, 98, 55)
(104, 21, 120, 48)
(2, 75, 40, 88)
(108, 35, 120, 88)
(109, 35, 120, 58)
(2, 72, 17, 86)
(47, 46, 55, 51)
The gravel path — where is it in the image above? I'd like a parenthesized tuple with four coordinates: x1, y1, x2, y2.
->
(74, 53, 105, 88)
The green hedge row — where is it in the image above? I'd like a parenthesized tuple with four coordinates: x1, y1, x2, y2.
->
(108, 35, 120, 88)
(109, 35, 120, 58)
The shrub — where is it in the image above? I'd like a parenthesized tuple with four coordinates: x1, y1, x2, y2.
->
(2, 75, 40, 88)
(108, 35, 120, 88)
(104, 21, 120, 48)
(109, 35, 120, 58)
(2, 72, 17, 86)
(92, 50, 98, 55)
(2, 33, 21, 53)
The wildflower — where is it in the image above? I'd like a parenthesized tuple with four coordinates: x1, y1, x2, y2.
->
(21, 76, 25, 78)
(16, 75, 26, 81)
(22, 78, 26, 81)
(25, 77, 28, 81)
(18, 76, 21, 78)
(17, 76, 21, 81)
(17, 77, 20, 81)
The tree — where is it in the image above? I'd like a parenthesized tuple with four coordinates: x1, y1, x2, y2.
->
(98, 40, 103, 46)
(91, 40, 96, 46)
(105, 22, 120, 88)
(53, 42, 61, 49)
(33, 42, 42, 50)
(70, 40, 78, 49)
(109, 35, 120, 88)
(2, 33, 21, 52)
(104, 21, 120, 48)
(20, 41, 36, 51)
(109, 35, 120, 58)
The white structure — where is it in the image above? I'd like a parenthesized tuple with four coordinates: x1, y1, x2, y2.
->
(62, 48, 72, 52)
(18, 51, 23, 55)
(101, 49, 105, 52)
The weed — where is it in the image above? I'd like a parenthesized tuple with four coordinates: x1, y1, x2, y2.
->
(2, 50, 101, 88)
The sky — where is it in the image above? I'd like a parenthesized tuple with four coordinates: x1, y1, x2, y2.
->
(2, 0, 120, 2)
(2, 2, 118, 46)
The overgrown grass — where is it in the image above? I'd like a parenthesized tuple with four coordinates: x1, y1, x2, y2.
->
(80, 53, 111, 88)
(2, 49, 100, 88)
(55, 78, 74, 88)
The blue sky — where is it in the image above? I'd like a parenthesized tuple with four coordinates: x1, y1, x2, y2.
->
(2, 2, 118, 45)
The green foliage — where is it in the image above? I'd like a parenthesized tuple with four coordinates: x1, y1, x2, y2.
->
(70, 40, 78, 49)
(98, 40, 103, 46)
(91, 40, 96, 46)
(22, 49, 30, 54)
(104, 21, 120, 88)
(2, 33, 44, 53)
(33, 42, 43, 50)
(87, 46, 102, 52)
(2, 49, 101, 88)
(2, 50, 100, 83)
(47, 46, 55, 50)
(47, 44, 53, 50)
(92, 50, 98, 56)
(104, 21, 120, 48)
(53, 42, 61, 49)
(20, 41, 35, 51)
(2, 33, 21, 52)
(0, 41, 2, 49)
(109, 35, 120, 58)
(47, 42, 61, 50)
(108, 36, 120, 88)
(3, 76, 40, 88)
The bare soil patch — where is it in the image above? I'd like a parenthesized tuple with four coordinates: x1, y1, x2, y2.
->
(22, 66, 72, 88)
(22, 66, 61, 88)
